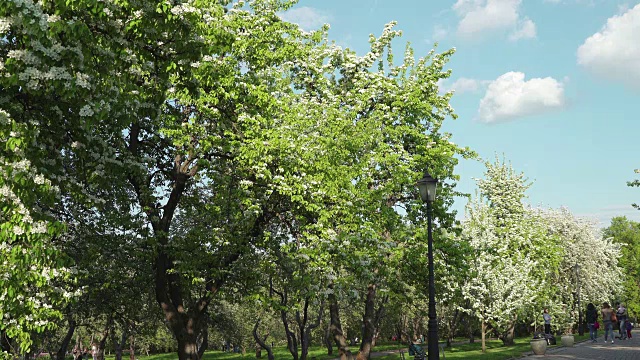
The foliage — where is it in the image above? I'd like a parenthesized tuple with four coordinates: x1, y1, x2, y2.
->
(537, 208, 622, 334)
(603, 216, 640, 318)
(458, 157, 550, 350)
(628, 168, 640, 210)
(0, 111, 71, 353)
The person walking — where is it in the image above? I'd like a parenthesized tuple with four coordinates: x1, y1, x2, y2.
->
(543, 308, 552, 335)
(601, 302, 616, 343)
(586, 303, 598, 342)
(626, 321, 633, 339)
(616, 302, 628, 340)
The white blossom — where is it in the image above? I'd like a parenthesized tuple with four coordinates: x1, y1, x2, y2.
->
(79, 105, 94, 117)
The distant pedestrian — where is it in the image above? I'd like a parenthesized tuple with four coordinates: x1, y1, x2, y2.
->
(543, 308, 552, 335)
(626, 321, 633, 339)
(601, 302, 615, 343)
(616, 302, 628, 340)
(586, 303, 598, 342)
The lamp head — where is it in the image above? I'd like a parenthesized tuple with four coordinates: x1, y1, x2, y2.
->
(417, 169, 438, 203)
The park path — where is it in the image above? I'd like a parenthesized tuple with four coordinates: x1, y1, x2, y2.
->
(522, 330, 640, 359)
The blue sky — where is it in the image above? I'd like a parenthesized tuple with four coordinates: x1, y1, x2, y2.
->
(280, 0, 640, 225)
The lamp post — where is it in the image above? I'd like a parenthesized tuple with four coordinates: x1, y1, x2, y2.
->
(574, 264, 583, 336)
(417, 169, 439, 360)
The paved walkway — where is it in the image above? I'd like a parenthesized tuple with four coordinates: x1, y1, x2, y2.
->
(522, 330, 640, 359)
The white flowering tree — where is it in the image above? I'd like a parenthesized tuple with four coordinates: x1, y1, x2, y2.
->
(538, 208, 623, 333)
(459, 198, 540, 352)
(459, 158, 560, 351)
(1, 0, 210, 356)
(0, 110, 71, 356)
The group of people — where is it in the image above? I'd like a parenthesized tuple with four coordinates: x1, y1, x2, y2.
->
(587, 302, 633, 343)
(543, 302, 633, 344)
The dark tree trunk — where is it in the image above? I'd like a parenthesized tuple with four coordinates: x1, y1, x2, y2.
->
(128, 123, 209, 360)
(411, 317, 420, 342)
(197, 320, 208, 360)
(281, 305, 299, 360)
(111, 326, 128, 360)
(253, 319, 274, 360)
(296, 297, 323, 360)
(1, 330, 12, 354)
(499, 314, 516, 346)
(273, 285, 299, 360)
(399, 315, 409, 343)
(325, 320, 333, 356)
(176, 329, 200, 360)
(56, 318, 76, 360)
(129, 332, 135, 360)
(371, 295, 387, 348)
(356, 284, 377, 360)
(466, 316, 474, 343)
(96, 320, 111, 360)
(328, 284, 353, 360)
(446, 309, 461, 348)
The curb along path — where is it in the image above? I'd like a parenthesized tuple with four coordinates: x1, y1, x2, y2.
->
(522, 330, 640, 359)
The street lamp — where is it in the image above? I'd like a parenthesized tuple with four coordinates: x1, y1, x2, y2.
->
(574, 264, 583, 336)
(417, 169, 439, 360)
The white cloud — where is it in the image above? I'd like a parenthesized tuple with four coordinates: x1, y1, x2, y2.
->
(279, 7, 330, 31)
(478, 72, 566, 123)
(440, 77, 486, 94)
(453, 0, 535, 40)
(578, 204, 640, 227)
(576, 4, 640, 89)
(509, 18, 536, 41)
(432, 25, 449, 42)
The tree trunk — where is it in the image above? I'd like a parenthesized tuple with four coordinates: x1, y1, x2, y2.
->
(356, 284, 376, 360)
(1, 330, 11, 354)
(129, 332, 135, 360)
(481, 320, 486, 353)
(129, 124, 211, 360)
(197, 321, 208, 360)
(466, 316, 474, 343)
(500, 314, 516, 346)
(446, 309, 461, 348)
(400, 315, 409, 343)
(325, 320, 333, 356)
(296, 298, 323, 360)
(112, 326, 128, 360)
(96, 321, 110, 360)
(56, 318, 76, 360)
(412, 317, 421, 342)
(253, 319, 274, 360)
(371, 295, 387, 349)
(329, 287, 351, 360)
(274, 286, 299, 360)
(176, 331, 200, 360)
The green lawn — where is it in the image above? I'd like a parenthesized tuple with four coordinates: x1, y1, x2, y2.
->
(107, 335, 590, 360)
(377, 334, 591, 360)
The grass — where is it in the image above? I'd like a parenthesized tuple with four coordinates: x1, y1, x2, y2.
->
(104, 334, 591, 360)
(377, 334, 592, 360)
(105, 343, 405, 360)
